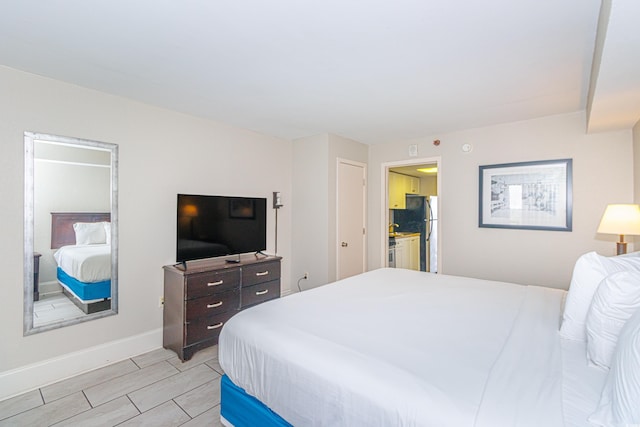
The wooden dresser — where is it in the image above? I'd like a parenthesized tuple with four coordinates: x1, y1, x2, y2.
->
(163, 255, 282, 361)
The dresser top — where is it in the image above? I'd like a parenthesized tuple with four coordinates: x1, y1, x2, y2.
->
(164, 254, 281, 276)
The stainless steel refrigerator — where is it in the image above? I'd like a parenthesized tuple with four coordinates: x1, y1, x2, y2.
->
(393, 194, 438, 272)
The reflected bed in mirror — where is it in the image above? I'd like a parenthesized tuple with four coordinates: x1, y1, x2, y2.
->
(24, 132, 118, 335)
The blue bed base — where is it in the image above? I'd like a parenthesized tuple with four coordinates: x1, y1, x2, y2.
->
(57, 267, 110, 301)
(220, 374, 292, 427)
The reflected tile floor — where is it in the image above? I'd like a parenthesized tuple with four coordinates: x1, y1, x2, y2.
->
(33, 293, 86, 328)
(0, 346, 225, 427)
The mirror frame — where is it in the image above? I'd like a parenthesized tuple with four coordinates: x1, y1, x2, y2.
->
(24, 131, 119, 335)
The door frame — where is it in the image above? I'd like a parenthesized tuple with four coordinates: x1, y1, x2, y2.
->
(336, 158, 367, 280)
(381, 157, 442, 271)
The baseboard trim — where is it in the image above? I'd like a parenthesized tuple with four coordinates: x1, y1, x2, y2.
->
(0, 328, 163, 401)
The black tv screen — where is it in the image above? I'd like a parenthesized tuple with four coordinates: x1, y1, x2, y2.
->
(176, 194, 267, 262)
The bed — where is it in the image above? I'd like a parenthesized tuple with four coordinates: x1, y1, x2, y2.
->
(218, 261, 640, 426)
(51, 212, 112, 314)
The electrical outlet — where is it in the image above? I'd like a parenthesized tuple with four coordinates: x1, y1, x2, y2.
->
(159, 296, 164, 307)
(304, 272, 309, 280)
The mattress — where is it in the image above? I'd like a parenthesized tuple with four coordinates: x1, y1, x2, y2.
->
(219, 268, 606, 426)
(54, 244, 111, 282)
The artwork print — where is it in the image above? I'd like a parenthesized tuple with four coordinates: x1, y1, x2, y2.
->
(479, 159, 572, 231)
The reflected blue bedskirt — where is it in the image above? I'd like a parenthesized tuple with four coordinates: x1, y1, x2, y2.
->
(57, 267, 110, 301)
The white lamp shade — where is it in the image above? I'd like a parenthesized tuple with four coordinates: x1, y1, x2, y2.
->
(597, 204, 640, 235)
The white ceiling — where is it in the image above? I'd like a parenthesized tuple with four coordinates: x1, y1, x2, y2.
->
(0, 0, 637, 144)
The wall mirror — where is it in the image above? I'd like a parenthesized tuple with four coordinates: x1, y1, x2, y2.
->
(24, 132, 118, 335)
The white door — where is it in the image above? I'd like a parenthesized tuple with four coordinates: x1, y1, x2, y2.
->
(337, 159, 366, 280)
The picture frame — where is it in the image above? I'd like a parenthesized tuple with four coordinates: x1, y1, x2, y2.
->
(479, 159, 572, 231)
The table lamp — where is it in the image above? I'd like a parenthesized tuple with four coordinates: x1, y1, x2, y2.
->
(597, 204, 640, 255)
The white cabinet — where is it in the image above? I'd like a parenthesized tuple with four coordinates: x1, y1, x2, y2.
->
(388, 172, 406, 209)
(395, 235, 420, 270)
(389, 173, 421, 208)
(408, 235, 420, 270)
(395, 238, 409, 269)
(407, 176, 420, 195)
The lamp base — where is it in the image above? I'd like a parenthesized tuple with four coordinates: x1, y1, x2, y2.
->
(616, 241, 628, 255)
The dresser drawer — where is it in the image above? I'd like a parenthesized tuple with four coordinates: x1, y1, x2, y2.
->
(241, 279, 280, 308)
(242, 261, 281, 287)
(186, 288, 239, 321)
(164, 256, 281, 361)
(186, 310, 237, 345)
(186, 269, 240, 299)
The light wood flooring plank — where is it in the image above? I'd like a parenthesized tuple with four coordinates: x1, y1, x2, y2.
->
(131, 348, 175, 369)
(205, 358, 224, 375)
(84, 361, 178, 407)
(167, 345, 219, 372)
(117, 401, 190, 427)
(50, 396, 139, 427)
(41, 359, 139, 403)
(181, 405, 224, 427)
(0, 392, 90, 427)
(0, 389, 43, 421)
(174, 376, 221, 418)
(128, 364, 216, 413)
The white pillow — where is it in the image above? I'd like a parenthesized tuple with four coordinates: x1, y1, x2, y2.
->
(589, 308, 640, 426)
(560, 251, 640, 341)
(585, 271, 640, 368)
(103, 222, 111, 245)
(73, 222, 107, 245)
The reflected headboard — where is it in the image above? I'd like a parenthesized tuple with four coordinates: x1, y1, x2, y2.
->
(51, 212, 110, 249)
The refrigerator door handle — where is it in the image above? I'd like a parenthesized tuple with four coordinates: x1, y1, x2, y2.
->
(426, 200, 434, 240)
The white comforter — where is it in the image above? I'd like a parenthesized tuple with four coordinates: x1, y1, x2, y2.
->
(54, 244, 111, 282)
(219, 268, 592, 427)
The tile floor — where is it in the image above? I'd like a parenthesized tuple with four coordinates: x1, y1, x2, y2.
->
(33, 293, 86, 328)
(0, 345, 225, 427)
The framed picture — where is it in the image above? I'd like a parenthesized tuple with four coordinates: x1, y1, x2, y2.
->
(479, 159, 572, 231)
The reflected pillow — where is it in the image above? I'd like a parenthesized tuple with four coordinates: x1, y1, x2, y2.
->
(589, 308, 640, 426)
(585, 271, 640, 368)
(73, 222, 107, 245)
(560, 251, 640, 341)
(103, 222, 111, 245)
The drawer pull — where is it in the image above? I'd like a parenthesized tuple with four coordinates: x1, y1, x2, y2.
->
(255, 271, 269, 276)
(207, 322, 224, 330)
(207, 301, 223, 308)
(207, 280, 224, 287)
(255, 289, 269, 296)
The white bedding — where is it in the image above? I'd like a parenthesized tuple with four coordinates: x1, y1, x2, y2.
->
(219, 268, 605, 426)
(53, 244, 111, 282)
(561, 339, 608, 427)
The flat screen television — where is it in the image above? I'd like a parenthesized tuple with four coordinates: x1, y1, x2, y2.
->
(176, 194, 267, 263)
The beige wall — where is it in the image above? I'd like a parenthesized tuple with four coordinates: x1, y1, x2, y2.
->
(0, 66, 292, 394)
(419, 175, 437, 197)
(369, 112, 634, 289)
(634, 119, 640, 204)
(292, 134, 330, 289)
(634, 119, 640, 249)
(291, 134, 367, 289)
